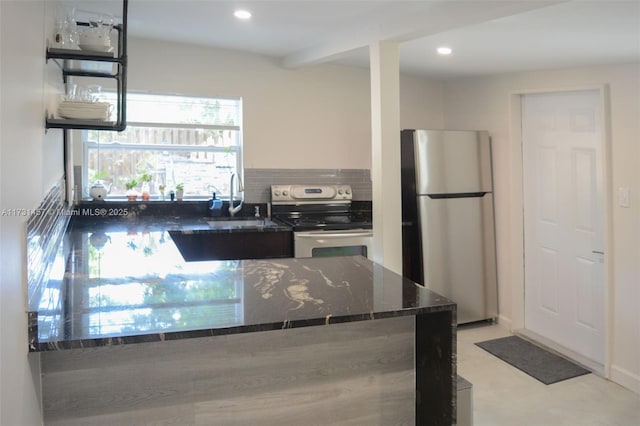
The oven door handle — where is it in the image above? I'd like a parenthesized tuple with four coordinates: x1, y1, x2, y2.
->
(295, 231, 373, 239)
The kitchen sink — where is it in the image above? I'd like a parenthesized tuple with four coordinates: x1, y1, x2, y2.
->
(169, 218, 292, 261)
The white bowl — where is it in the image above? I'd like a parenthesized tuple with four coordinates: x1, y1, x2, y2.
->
(79, 43, 113, 53)
(79, 32, 111, 46)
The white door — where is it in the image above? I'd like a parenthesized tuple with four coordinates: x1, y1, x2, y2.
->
(522, 90, 605, 364)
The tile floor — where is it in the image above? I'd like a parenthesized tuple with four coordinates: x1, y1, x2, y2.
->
(457, 323, 640, 426)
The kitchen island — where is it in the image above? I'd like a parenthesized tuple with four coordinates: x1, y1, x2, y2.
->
(30, 216, 456, 425)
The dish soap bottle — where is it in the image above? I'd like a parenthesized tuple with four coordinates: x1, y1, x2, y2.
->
(209, 192, 223, 216)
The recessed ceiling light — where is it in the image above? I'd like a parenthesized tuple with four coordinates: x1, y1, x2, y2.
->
(437, 47, 452, 55)
(234, 9, 252, 20)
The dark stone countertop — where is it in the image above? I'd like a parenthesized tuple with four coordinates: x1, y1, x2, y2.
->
(29, 214, 455, 352)
(67, 201, 291, 234)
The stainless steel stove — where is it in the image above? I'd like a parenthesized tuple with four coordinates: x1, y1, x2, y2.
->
(270, 184, 373, 258)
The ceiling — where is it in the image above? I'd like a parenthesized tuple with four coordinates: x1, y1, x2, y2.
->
(74, 0, 640, 79)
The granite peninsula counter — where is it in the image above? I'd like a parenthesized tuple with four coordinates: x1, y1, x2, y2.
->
(31, 215, 457, 425)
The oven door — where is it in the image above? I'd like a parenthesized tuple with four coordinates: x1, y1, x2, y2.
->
(294, 229, 373, 259)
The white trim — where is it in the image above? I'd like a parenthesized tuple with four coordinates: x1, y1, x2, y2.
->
(122, 121, 240, 131)
(84, 140, 241, 153)
(600, 85, 614, 381)
(507, 92, 525, 331)
(610, 365, 640, 394)
(508, 84, 612, 379)
(497, 314, 513, 330)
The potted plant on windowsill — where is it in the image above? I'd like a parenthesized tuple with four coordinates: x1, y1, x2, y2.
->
(175, 183, 184, 201)
(125, 179, 138, 201)
(139, 171, 152, 201)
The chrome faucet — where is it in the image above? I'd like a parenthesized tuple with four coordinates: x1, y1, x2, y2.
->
(229, 172, 244, 216)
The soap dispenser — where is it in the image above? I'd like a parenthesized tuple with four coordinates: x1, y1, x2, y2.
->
(209, 192, 223, 216)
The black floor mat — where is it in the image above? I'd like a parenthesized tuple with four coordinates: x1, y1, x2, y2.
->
(475, 335, 590, 385)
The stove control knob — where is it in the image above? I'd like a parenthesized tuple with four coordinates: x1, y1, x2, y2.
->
(338, 189, 344, 195)
(282, 190, 289, 196)
(274, 190, 281, 196)
(345, 188, 351, 194)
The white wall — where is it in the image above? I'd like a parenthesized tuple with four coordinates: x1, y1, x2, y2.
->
(441, 63, 640, 393)
(126, 38, 371, 170)
(125, 37, 444, 170)
(0, 0, 66, 424)
(400, 73, 445, 130)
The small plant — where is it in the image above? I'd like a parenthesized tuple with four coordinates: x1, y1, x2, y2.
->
(138, 171, 152, 201)
(139, 171, 152, 184)
(174, 183, 184, 201)
(125, 179, 138, 201)
(125, 179, 138, 191)
(158, 184, 166, 200)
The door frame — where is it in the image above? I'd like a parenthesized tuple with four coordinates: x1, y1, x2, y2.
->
(507, 85, 612, 376)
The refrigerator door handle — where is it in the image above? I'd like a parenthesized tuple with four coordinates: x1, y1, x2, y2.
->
(428, 192, 489, 199)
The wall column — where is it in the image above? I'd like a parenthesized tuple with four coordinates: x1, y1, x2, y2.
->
(370, 41, 402, 274)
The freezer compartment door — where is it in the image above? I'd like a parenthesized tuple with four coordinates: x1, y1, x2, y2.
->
(418, 194, 498, 323)
(413, 130, 492, 195)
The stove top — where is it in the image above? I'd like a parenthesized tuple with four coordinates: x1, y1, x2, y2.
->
(270, 184, 372, 232)
(273, 211, 372, 232)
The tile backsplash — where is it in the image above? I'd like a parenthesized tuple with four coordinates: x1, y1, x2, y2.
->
(244, 168, 372, 203)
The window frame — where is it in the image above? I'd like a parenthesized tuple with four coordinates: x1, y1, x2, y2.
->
(82, 92, 243, 201)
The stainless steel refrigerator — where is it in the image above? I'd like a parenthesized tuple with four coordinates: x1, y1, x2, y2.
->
(400, 129, 498, 324)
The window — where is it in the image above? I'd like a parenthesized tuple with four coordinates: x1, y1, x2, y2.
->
(84, 92, 242, 199)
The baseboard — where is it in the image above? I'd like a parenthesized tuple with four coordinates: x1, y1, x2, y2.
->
(497, 314, 512, 330)
(610, 365, 640, 395)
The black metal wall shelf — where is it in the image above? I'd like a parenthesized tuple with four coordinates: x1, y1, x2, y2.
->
(46, 0, 128, 132)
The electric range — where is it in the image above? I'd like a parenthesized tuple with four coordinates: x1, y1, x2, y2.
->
(270, 184, 373, 258)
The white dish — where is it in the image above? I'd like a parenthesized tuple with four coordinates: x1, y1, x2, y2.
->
(58, 101, 112, 120)
(79, 44, 113, 53)
(79, 32, 110, 44)
(54, 117, 116, 126)
(58, 112, 111, 120)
